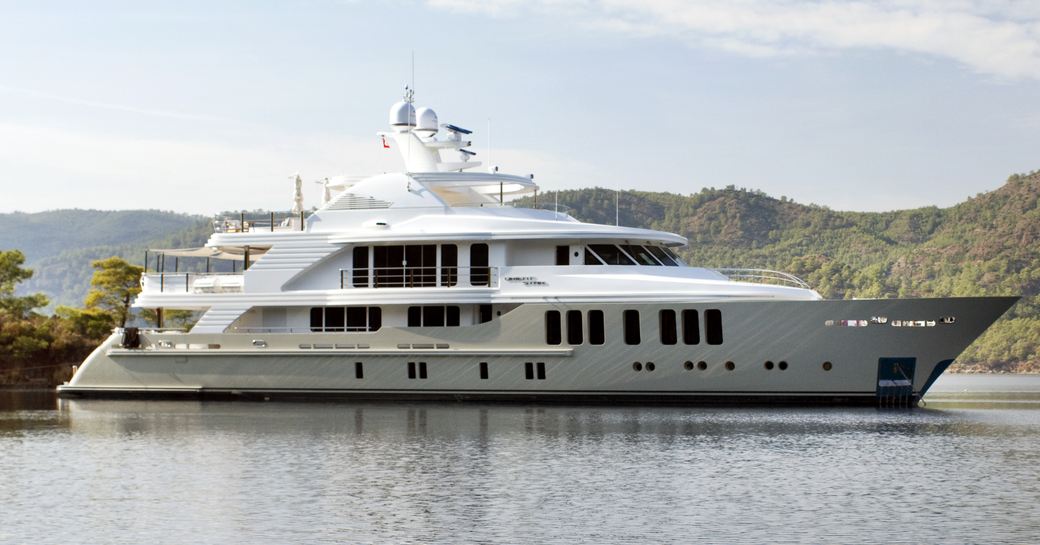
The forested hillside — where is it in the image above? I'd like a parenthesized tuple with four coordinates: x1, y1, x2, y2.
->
(521, 170, 1039, 372)
(0, 210, 209, 308)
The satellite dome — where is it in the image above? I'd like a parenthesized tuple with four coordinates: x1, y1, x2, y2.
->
(415, 107, 438, 137)
(389, 101, 416, 131)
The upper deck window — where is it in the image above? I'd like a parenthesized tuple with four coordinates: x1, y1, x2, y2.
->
(621, 245, 662, 266)
(588, 244, 635, 265)
(470, 243, 490, 286)
(585, 248, 604, 265)
(646, 246, 678, 266)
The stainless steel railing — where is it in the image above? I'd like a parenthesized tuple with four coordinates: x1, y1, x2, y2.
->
(338, 266, 499, 289)
(141, 272, 245, 293)
(712, 268, 812, 289)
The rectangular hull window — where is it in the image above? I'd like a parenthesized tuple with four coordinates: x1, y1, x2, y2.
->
(479, 361, 489, 380)
(682, 310, 699, 345)
(623, 310, 641, 345)
(355, 361, 364, 379)
(567, 310, 583, 345)
(408, 361, 416, 379)
(588, 310, 605, 345)
(705, 309, 723, 345)
(536, 362, 546, 380)
(659, 309, 677, 345)
(525, 361, 534, 380)
(545, 311, 562, 345)
(419, 361, 428, 379)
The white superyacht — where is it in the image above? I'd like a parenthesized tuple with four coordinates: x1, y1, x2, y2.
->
(59, 94, 1018, 406)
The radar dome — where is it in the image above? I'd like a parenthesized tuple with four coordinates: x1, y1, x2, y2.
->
(415, 107, 438, 137)
(389, 101, 416, 131)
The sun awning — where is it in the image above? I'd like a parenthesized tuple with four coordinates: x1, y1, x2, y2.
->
(148, 247, 267, 260)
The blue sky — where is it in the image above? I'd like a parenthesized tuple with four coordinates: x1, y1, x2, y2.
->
(1, 0, 1038, 214)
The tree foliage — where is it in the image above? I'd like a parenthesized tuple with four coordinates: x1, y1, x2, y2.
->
(84, 257, 143, 328)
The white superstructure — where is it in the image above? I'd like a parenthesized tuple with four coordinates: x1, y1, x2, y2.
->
(59, 93, 1018, 406)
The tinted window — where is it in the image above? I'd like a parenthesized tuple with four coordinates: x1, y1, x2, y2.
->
(682, 309, 699, 345)
(352, 246, 369, 286)
(423, 306, 445, 327)
(368, 307, 382, 331)
(585, 248, 604, 265)
(441, 244, 458, 287)
(567, 310, 583, 345)
(646, 246, 678, 266)
(706, 309, 723, 345)
(556, 245, 570, 265)
(659, 309, 677, 345)
(310, 307, 323, 332)
(623, 309, 641, 345)
(588, 310, 605, 345)
(589, 244, 635, 265)
(545, 310, 562, 345)
(346, 307, 365, 331)
(621, 245, 661, 266)
(470, 243, 490, 286)
(325, 307, 345, 332)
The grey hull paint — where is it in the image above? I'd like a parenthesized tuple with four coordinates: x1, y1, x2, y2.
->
(59, 297, 1018, 406)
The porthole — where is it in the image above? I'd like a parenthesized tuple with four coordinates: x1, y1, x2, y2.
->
(697, 361, 707, 370)
(764, 360, 774, 370)
(633, 362, 643, 371)
(778, 361, 788, 371)
(684, 361, 694, 371)
(725, 361, 735, 371)
(646, 362, 656, 372)
(822, 361, 833, 371)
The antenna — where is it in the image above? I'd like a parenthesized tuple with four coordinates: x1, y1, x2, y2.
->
(410, 50, 415, 98)
(616, 185, 620, 226)
(487, 118, 492, 174)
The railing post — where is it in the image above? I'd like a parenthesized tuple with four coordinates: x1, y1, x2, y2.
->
(185, 273, 189, 293)
(160, 272, 165, 293)
(270, 211, 274, 232)
(340, 270, 344, 290)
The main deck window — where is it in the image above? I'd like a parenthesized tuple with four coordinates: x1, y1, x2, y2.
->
(705, 309, 723, 345)
(623, 309, 641, 345)
(588, 310, 605, 345)
(566, 310, 583, 345)
(407, 306, 461, 327)
(556, 245, 570, 265)
(545, 310, 562, 345)
(309, 306, 381, 332)
(682, 310, 700, 345)
(659, 309, 677, 345)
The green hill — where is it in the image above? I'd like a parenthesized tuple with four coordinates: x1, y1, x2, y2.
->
(522, 170, 1039, 371)
(0, 210, 210, 308)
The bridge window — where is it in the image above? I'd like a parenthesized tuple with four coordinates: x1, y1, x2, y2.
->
(621, 245, 661, 266)
(705, 309, 723, 345)
(588, 310, 605, 345)
(545, 310, 562, 345)
(470, 243, 490, 286)
(682, 310, 699, 345)
(567, 310, 583, 345)
(623, 309, 641, 345)
(407, 306, 461, 327)
(310, 307, 382, 332)
(659, 309, 677, 345)
(585, 248, 604, 265)
(645, 246, 678, 266)
(588, 244, 635, 265)
(556, 245, 570, 265)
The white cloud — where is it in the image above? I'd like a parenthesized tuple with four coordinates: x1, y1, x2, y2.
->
(427, 0, 1040, 79)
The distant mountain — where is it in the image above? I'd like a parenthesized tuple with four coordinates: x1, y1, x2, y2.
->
(0, 210, 210, 308)
(521, 170, 1039, 371)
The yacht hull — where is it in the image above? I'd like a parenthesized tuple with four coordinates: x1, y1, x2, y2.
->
(58, 297, 1017, 406)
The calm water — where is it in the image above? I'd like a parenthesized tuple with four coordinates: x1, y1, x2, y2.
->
(3, 375, 1040, 544)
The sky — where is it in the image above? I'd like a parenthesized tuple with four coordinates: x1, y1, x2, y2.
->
(0, 0, 1038, 214)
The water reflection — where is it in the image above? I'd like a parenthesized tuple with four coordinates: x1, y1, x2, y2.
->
(0, 379, 1039, 544)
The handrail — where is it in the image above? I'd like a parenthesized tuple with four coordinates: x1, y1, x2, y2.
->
(339, 266, 499, 289)
(712, 268, 812, 290)
(141, 272, 245, 293)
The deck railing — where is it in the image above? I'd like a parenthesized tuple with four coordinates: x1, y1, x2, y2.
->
(712, 268, 812, 290)
(339, 266, 499, 289)
(141, 272, 245, 293)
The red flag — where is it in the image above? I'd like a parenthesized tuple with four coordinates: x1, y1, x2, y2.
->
(381, 135, 390, 149)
